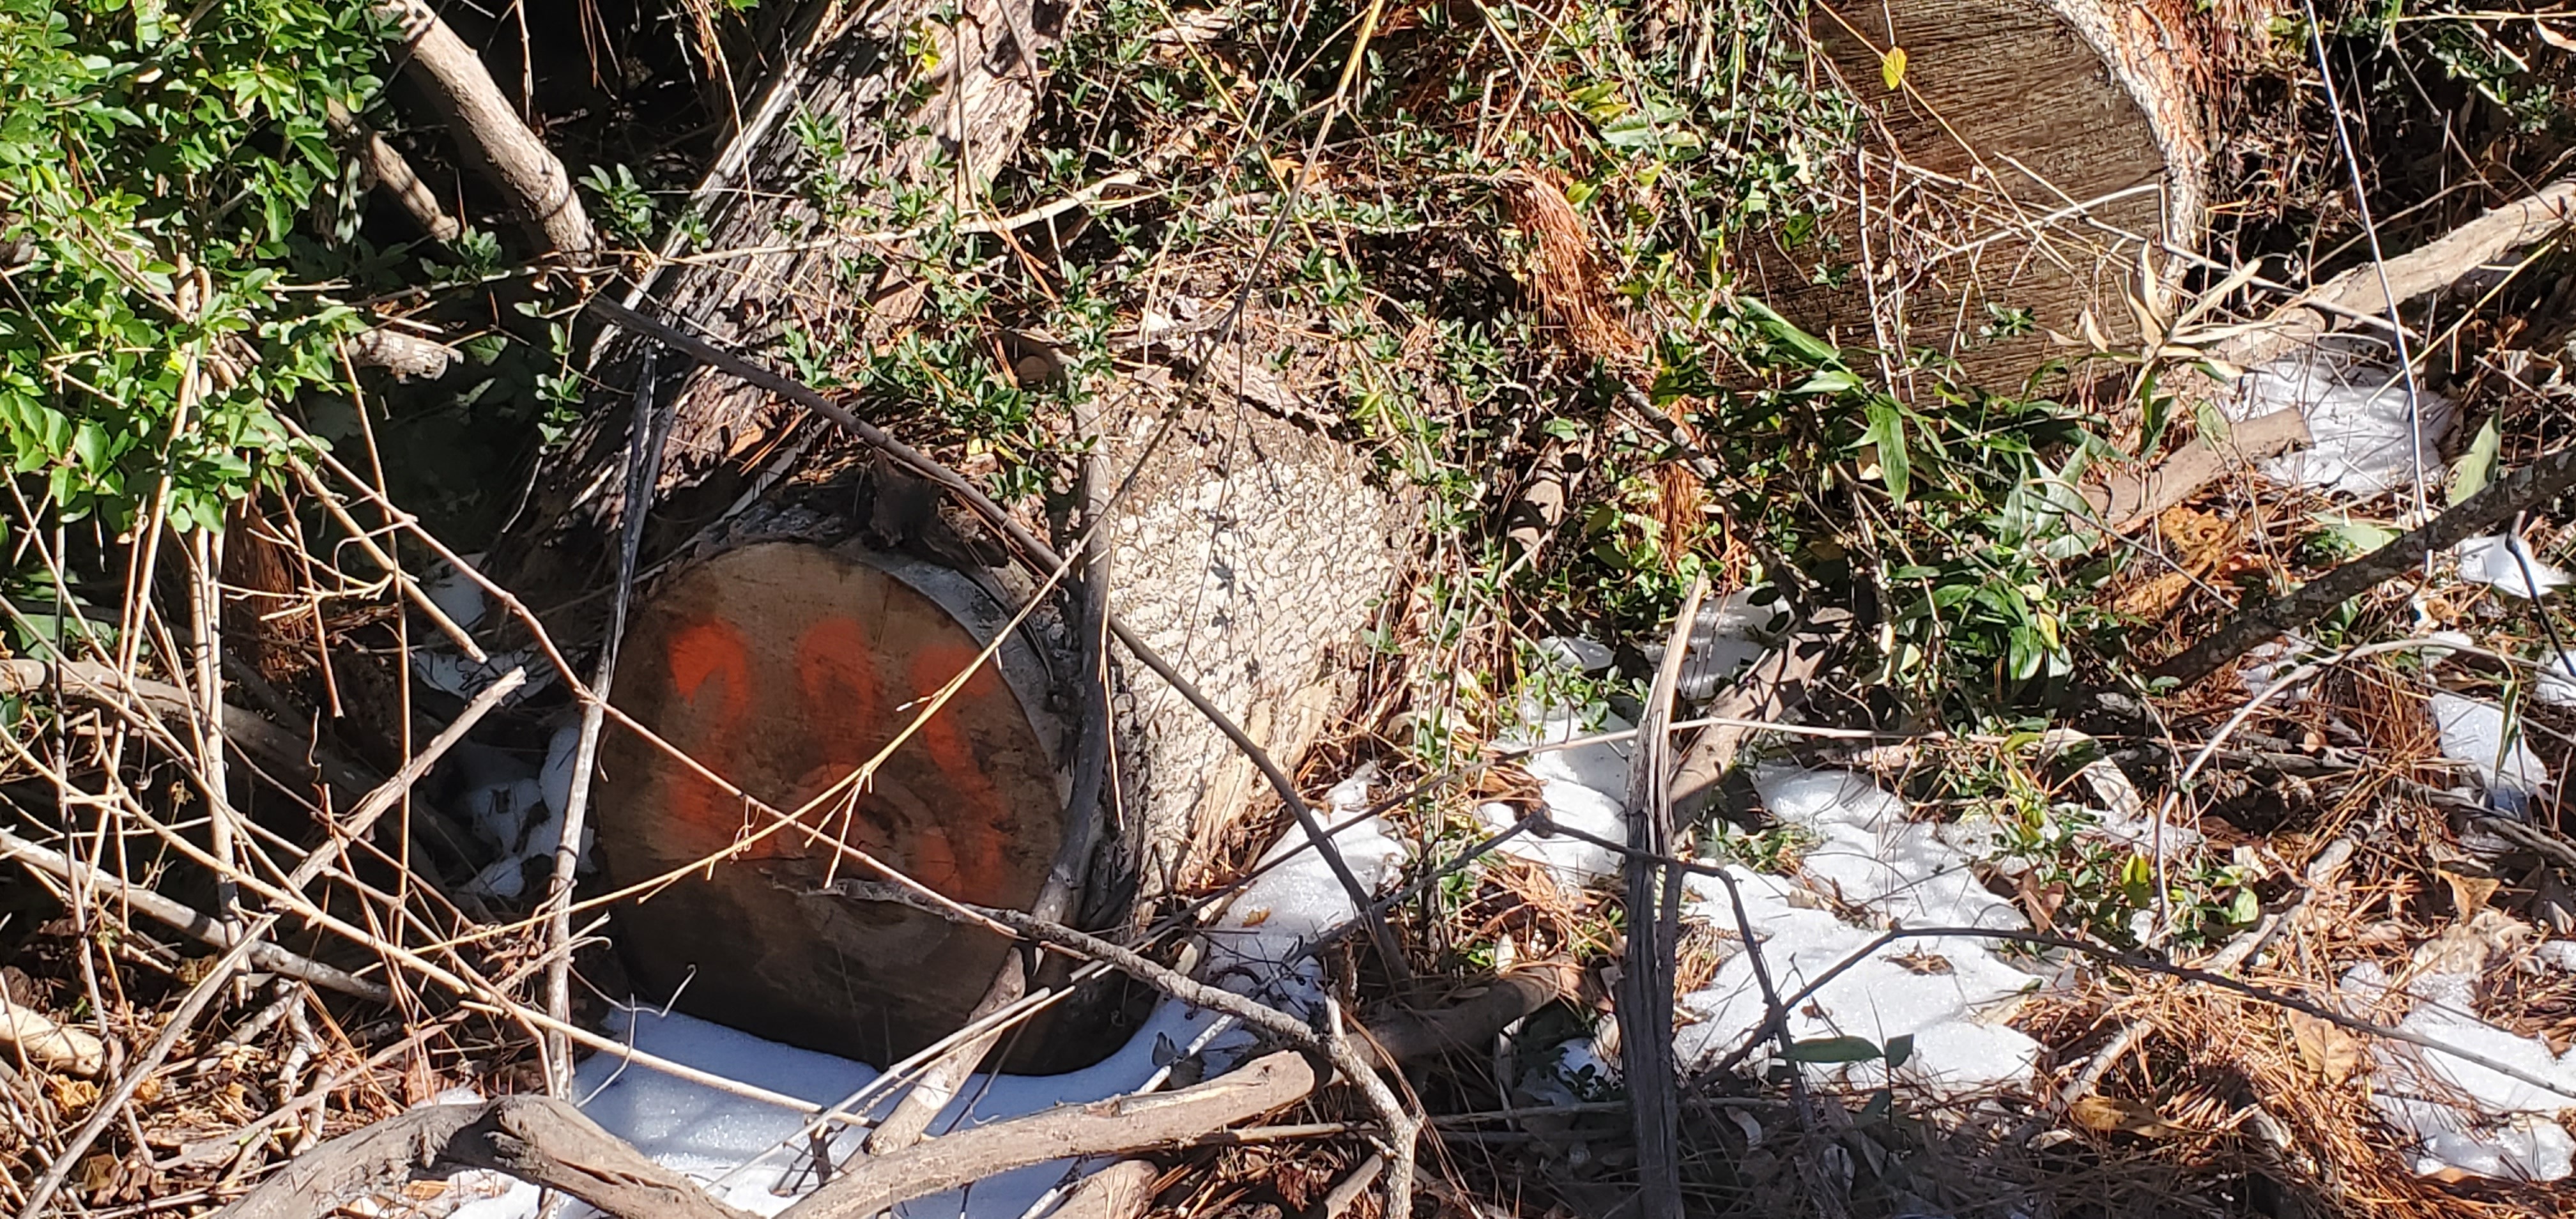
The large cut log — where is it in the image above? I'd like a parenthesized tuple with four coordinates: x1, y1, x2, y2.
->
(594, 543, 1070, 1067)
(484, 0, 1413, 1070)
(1748, 0, 2219, 379)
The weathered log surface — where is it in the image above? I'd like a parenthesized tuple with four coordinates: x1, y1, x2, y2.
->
(1751, 0, 2211, 378)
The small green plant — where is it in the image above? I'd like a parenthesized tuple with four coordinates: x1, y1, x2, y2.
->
(579, 163, 660, 247)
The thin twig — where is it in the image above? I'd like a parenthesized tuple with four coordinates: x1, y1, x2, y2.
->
(544, 347, 666, 1094)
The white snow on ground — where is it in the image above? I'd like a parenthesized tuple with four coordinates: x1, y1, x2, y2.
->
(2457, 533, 2572, 599)
(2340, 961, 2576, 1182)
(2533, 652, 2576, 707)
(2430, 691, 2551, 813)
(1485, 662, 2048, 1097)
(2224, 349, 2454, 496)
(447, 784, 1407, 1219)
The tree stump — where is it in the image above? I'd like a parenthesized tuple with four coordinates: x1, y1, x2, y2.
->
(594, 543, 1070, 1068)
(487, 0, 1414, 1071)
(1747, 0, 2215, 379)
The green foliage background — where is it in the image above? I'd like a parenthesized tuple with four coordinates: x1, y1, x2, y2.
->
(0, 0, 388, 537)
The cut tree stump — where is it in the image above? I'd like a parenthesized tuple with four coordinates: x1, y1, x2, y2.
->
(595, 542, 1071, 1068)
(484, 0, 1414, 1072)
(1749, 0, 2216, 379)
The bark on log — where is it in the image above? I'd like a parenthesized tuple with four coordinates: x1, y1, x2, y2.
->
(1752, 0, 2216, 381)
(484, 0, 1411, 1073)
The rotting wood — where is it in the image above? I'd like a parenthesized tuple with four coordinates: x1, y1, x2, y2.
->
(1669, 611, 1846, 822)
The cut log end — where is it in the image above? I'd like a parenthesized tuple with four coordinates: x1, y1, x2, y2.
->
(595, 542, 1082, 1069)
(1754, 0, 2209, 379)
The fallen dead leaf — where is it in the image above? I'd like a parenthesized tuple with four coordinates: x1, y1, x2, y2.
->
(2069, 1094, 2183, 1138)
(2288, 1010, 2365, 1084)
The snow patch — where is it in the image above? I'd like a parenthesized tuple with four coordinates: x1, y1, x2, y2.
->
(2430, 692, 2550, 813)
(2457, 533, 2571, 599)
(2225, 349, 2453, 496)
(2340, 961, 2576, 1182)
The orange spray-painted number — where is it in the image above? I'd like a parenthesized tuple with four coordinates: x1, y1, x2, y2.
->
(656, 609, 1028, 898)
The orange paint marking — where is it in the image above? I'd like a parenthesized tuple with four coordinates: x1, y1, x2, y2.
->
(664, 617, 761, 858)
(902, 641, 1013, 902)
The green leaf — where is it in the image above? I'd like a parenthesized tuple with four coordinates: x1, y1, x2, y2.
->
(1781, 1036, 1883, 1064)
(1793, 368, 1859, 395)
(2450, 417, 2503, 505)
(1862, 400, 1910, 503)
(1738, 297, 1840, 368)
(2312, 512, 2397, 554)
(1882, 1033, 1914, 1070)
(1880, 46, 1908, 91)
(2227, 887, 2261, 924)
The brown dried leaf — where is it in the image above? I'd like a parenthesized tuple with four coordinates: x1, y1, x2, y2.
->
(2069, 1094, 2181, 1138)
(2439, 868, 2502, 919)
(2288, 1010, 2365, 1084)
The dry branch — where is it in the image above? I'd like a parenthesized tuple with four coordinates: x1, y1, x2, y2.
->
(2152, 440, 2576, 684)
(376, 0, 595, 257)
(217, 1058, 1311, 1219)
(1050, 1158, 1161, 1219)
(1355, 965, 1579, 1070)
(1669, 612, 1843, 820)
(211, 1096, 758, 1219)
(2080, 407, 2312, 533)
(778, 1053, 1319, 1219)
(345, 328, 460, 380)
(0, 825, 391, 1002)
(2218, 177, 2576, 370)
(323, 98, 462, 242)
